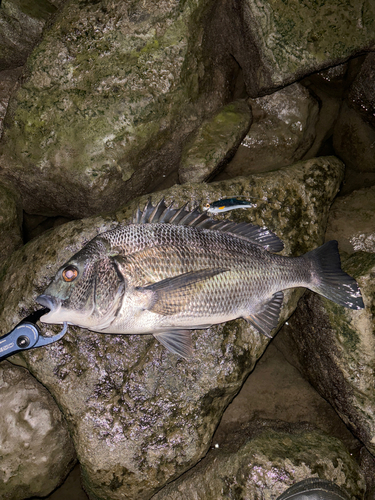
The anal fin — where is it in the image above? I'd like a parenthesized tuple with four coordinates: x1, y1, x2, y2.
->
(244, 291, 284, 338)
(154, 330, 193, 359)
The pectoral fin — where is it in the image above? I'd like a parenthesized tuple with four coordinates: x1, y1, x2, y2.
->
(154, 330, 194, 358)
(139, 268, 228, 316)
(244, 291, 284, 338)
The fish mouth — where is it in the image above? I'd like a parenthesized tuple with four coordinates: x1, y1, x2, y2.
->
(36, 294, 56, 310)
(36, 294, 59, 323)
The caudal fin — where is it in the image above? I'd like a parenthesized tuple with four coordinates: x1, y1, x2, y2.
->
(306, 240, 364, 310)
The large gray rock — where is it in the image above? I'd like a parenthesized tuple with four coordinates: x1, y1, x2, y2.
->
(152, 422, 365, 499)
(0, 0, 238, 218)
(0, 157, 345, 499)
(0, 361, 76, 500)
(275, 251, 375, 457)
(209, 0, 375, 97)
(217, 83, 319, 178)
(325, 186, 375, 255)
(0, 0, 64, 70)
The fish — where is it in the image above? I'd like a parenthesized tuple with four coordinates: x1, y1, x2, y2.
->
(36, 199, 364, 359)
(203, 197, 257, 214)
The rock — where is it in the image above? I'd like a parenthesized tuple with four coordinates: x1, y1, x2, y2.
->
(333, 53, 375, 174)
(0, 360, 76, 500)
(0, 180, 23, 261)
(215, 344, 359, 452)
(0, 157, 345, 499)
(0, 0, 63, 71)
(299, 63, 353, 159)
(211, 0, 375, 97)
(0, 0, 238, 218)
(179, 99, 252, 183)
(325, 186, 375, 255)
(275, 251, 375, 457)
(217, 83, 319, 178)
(0, 68, 22, 137)
(152, 422, 365, 499)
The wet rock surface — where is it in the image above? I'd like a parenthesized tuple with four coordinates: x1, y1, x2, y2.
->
(325, 185, 375, 255)
(0, 0, 374, 497)
(0, 361, 76, 500)
(275, 251, 375, 457)
(211, 0, 375, 97)
(218, 83, 320, 179)
(0, 0, 237, 218)
(179, 99, 252, 183)
(0, 157, 344, 499)
(152, 424, 364, 500)
(0, 0, 64, 71)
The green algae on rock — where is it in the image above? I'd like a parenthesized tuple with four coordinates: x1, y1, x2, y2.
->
(0, 0, 236, 218)
(179, 99, 252, 183)
(225, 0, 375, 96)
(0, 0, 62, 71)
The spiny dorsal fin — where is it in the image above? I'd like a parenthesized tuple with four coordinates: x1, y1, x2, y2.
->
(132, 199, 284, 252)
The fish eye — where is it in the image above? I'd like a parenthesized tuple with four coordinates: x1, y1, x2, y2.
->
(62, 265, 79, 282)
(205, 203, 210, 208)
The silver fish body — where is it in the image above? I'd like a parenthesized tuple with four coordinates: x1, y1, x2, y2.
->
(37, 200, 364, 358)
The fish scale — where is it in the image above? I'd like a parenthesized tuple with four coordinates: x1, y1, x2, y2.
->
(37, 199, 365, 358)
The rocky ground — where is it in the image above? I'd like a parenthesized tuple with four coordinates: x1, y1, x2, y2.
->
(1, 0, 375, 499)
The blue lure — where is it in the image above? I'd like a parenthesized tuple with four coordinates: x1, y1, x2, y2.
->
(204, 197, 258, 214)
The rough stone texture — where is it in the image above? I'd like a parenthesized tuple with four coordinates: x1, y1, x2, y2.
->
(275, 251, 375, 457)
(0, 68, 22, 137)
(0, 157, 345, 500)
(0, 0, 238, 218)
(325, 186, 375, 255)
(152, 423, 365, 500)
(333, 102, 375, 173)
(333, 53, 375, 173)
(0, 360, 76, 500)
(179, 99, 252, 183)
(209, 0, 375, 97)
(0, 180, 23, 262)
(217, 83, 319, 178)
(215, 344, 359, 451)
(299, 63, 351, 160)
(0, 0, 64, 70)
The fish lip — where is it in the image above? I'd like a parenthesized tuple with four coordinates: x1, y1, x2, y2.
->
(36, 294, 56, 311)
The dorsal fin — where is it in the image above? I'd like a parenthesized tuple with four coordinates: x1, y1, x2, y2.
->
(132, 199, 284, 252)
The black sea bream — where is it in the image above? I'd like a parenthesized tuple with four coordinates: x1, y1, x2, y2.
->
(37, 199, 364, 358)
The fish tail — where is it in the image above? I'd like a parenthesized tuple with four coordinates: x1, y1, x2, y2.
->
(306, 240, 364, 310)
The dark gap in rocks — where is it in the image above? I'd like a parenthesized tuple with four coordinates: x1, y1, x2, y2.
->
(23, 212, 73, 243)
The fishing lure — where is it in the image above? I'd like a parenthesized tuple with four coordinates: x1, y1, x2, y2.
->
(203, 197, 257, 214)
